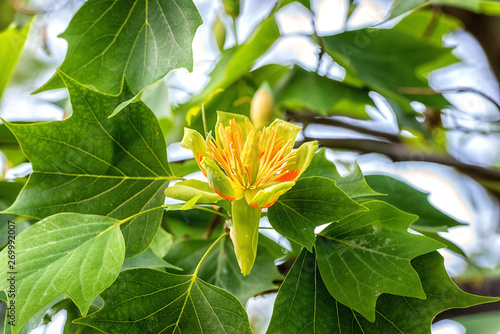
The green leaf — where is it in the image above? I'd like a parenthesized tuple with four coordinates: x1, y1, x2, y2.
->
(300, 148, 381, 198)
(321, 22, 457, 108)
(165, 235, 281, 304)
(183, 16, 280, 127)
(75, 268, 253, 334)
(150, 227, 174, 258)
(268, 250, 497, 334)
(0, 213, 125, 334)
(37, 0, 202, 96)
(389, 0, 500, 18)
(315, 200, 444, 321)
(170, 158, 202, 177)
(268, 176, 366, 251)
(4, 73, 174, 258)
(454, 311, 500, 334)
(274, 66, 373, 120)
(365, 174, 465, 232)
(0, 23, 30, 100)
(121, 247, 180, 271)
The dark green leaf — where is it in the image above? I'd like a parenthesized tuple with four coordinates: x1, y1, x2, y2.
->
(0, 213, 125, 334)
(365, 174, 465, 232)
(121, 247, 180, 271)
(321, 22, 457, 108)
(0, 23, 30, 100)
(315, 200, 444, 321)
(182, 16, 280, 128)
(165, 235, 281, 304)
(300, 148, 381, 198)
(268, 176, 366, 251)
(4, 73, 174, 257)
(268, 249, 497, 333)
(37, 0, 202, 96)
(275, 66, 373, 119)
(75, 268, 252, 334)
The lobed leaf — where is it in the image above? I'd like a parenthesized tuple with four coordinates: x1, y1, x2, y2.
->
(37, 0, 202, 96)
(4, 73, 173, 257)
(315, 200, 444, 321)
(0, 213, 125, 334)
(75, 268, 253, 334)
(268, 249, 497, 333)
(268, 176, 366, 251)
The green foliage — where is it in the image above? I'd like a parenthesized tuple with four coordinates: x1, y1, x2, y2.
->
(0, 1, 497, 333)
(165, 235, 282, 304)
(0, 23, 30, 100)
(274, 66, 373, 119)
(268, 177, 366, 251)
(268, 250, 497, 334)
(75, 268, 253, 334)
(4, 73, 174, 258)
(38, 0, 202, 96)
(0, 213, 125, 334)
(316, 200, 444, 321)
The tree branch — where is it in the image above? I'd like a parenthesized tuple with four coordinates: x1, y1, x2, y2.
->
(301, 137, 500, 182)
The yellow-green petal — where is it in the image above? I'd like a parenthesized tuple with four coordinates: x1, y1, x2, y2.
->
(280, 140, 318, 181)
(230, 198, 262, 275)
(241, 129, 260, 183)
(164, 179, 223, 204)
(180, 127, 208, 174)
(202, 158, 238, 201)
(216, 110, 254, 140)
(264, 119, 301, 155)
(245, 181, 295, 209)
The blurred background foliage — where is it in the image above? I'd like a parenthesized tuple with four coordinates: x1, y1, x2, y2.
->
(1, 0, 500, 332)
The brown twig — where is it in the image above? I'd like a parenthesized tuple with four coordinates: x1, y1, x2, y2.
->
(300, 137, 500, 182)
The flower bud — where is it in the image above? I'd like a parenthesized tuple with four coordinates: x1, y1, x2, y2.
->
(222, 0, 240, 19)
(250, 82, 274, 130)
(212, 15, 226, 52)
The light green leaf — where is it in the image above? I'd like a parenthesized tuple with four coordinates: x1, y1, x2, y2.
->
(4, 73, 174, 258)
(165, 179, 223, 204)
(150, 227, 174, 258)
(268, 250, 497, 334)
(268, 177, 366, 251)
(389, 0, 500, 18)
(0, 213, 125, 334)
(300, 148, 381, 198)
(0, 23, 30, 100)
(74, 268, 253, 334)
(121, 247, 180, 271)
(365, 174, 465, 232)
(454, 311, 500, 334)
(274, 66, 373, 119)
(165, 235, 281, 304)
(315, 200, 444, 321)
(37, 0, 202, 96)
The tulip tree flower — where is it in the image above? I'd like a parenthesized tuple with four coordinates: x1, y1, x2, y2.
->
(178, 111, 317, 275)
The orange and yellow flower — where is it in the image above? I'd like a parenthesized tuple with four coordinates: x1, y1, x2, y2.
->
(178, 111, 317, 275)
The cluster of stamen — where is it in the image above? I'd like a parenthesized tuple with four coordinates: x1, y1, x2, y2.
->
(206, 119, 297, 190)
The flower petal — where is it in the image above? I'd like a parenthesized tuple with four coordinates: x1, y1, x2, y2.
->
(245, 181, 295, 209)
(216, 110, 254, 141)
(202, 158, 239, 201)
(164, 179, 223, 204)
(230, 198, 262, 275)
(275, 141, 318, 182)
(180, 128, 208, 175)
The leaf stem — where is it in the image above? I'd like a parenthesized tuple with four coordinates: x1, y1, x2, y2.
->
(192, 206, 229, 219)
(193, 232, 228, 279)
(118, 205, 167, 225)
